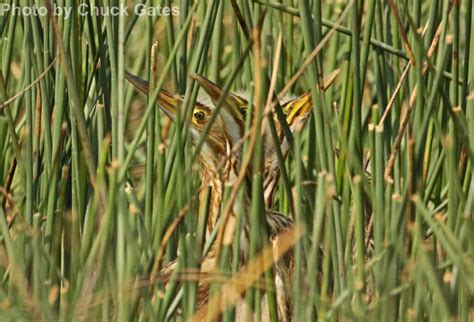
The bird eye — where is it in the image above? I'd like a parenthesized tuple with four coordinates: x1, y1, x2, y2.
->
(240, 107, 247, 117)
(194, 111, 205, 121)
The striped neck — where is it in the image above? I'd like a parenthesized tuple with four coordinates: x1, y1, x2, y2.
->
(198, 137, 240, 233)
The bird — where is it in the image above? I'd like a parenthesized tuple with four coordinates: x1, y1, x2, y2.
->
(125, 71, 338, 320)
(126, 72, 297, 321)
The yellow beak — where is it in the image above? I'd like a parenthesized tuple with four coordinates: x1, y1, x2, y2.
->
(281, 92, 312, 126)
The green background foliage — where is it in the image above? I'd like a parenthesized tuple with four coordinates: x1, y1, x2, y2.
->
(0, 0, 473, 321)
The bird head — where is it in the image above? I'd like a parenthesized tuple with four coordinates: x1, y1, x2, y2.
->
(191, 74, 248, 148)
(125, 73, 232, 171)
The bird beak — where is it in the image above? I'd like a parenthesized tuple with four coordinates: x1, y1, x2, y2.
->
(282, 92, 313, 126)
(125, 72, 181, 120)
(280, 68, 340, 126)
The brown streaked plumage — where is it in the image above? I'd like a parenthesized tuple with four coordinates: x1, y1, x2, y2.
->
(126, 73, 296, 321)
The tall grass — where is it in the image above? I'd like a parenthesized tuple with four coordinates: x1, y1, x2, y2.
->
(0, 0, 473, 321)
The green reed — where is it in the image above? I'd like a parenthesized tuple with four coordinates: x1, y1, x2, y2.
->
(0, 0, 473, 321)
